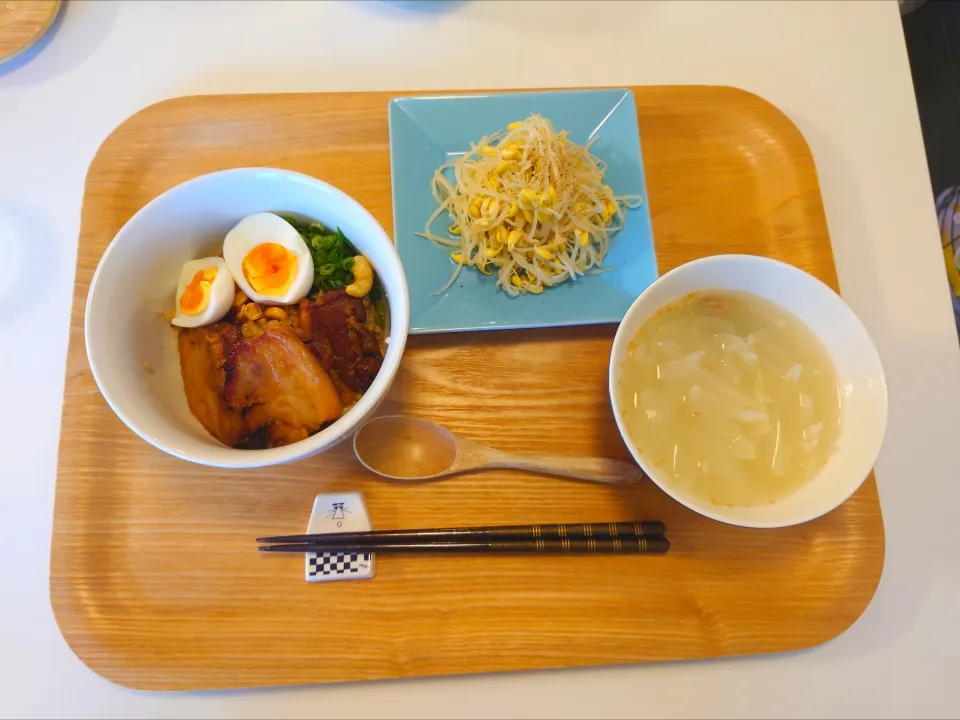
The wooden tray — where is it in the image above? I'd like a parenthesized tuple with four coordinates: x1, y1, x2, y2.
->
(50, 87, 884, 691)
(0, 0, 60, 64)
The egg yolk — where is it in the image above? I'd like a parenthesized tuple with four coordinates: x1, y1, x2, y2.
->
(179, 267, 218, 315)
(242, 243, 296, 297)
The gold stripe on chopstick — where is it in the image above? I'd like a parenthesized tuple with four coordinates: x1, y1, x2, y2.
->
(588, 537, 596, 552)
(583, 523, 593, 538)
(633, 521, 643, 537)
(558, 524, 566, 538)
(613, 537, 622, 552)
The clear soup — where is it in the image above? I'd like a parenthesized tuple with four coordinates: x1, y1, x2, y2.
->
(618, 290, 842, 507)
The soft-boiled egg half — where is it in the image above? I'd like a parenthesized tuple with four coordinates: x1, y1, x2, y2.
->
(170, 257, 236, 328)
(223, 212, 314, 305)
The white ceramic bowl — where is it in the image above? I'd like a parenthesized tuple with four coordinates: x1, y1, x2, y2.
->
(609, 255, 887, 528)
(86, 168, 410, 468)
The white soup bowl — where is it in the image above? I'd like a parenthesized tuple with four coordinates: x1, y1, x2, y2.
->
(609, 254, 887, 528)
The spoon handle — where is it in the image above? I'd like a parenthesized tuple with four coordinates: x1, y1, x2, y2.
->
(488, 453, 645, 485)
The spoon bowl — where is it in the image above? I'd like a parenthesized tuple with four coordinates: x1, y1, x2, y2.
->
(354, 415, 459, 480)
(353, 415, 645, 484)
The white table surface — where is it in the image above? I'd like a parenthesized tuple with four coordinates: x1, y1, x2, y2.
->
(2, 0, 958, 717)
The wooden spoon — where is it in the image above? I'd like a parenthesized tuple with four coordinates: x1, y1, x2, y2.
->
(353, 415, 644, 485)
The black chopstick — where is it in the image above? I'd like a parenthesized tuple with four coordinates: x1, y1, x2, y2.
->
(257, 521, 665, 546)
(259, 536, 670, 554)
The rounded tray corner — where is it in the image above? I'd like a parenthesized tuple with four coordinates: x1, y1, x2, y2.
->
(88, 95, 204, 174)
(714, 85, 818, 164)
(49, 581, 143, 691)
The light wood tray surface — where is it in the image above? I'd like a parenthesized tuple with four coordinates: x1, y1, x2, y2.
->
(0, 0, 59, 63)
(50, 87, 884, 691)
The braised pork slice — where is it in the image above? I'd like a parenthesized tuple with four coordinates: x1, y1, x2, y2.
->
(223, 328, 343, 449)
(298, 290, 383, 395)
(177, 323, 245, 447)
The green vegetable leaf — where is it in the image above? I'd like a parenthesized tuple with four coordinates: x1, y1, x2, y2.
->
(280, 215, 305, 229)
(335, 227, 352, 248)
(297, 221, 363, 296)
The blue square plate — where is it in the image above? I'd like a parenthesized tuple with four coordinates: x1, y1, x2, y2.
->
(388, 88, 656, 334)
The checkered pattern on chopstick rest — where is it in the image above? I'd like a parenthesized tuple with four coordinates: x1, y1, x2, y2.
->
(307, 551, 373, 577)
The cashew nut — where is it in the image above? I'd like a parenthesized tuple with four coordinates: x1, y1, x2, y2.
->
(345, 255, 374, 298)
